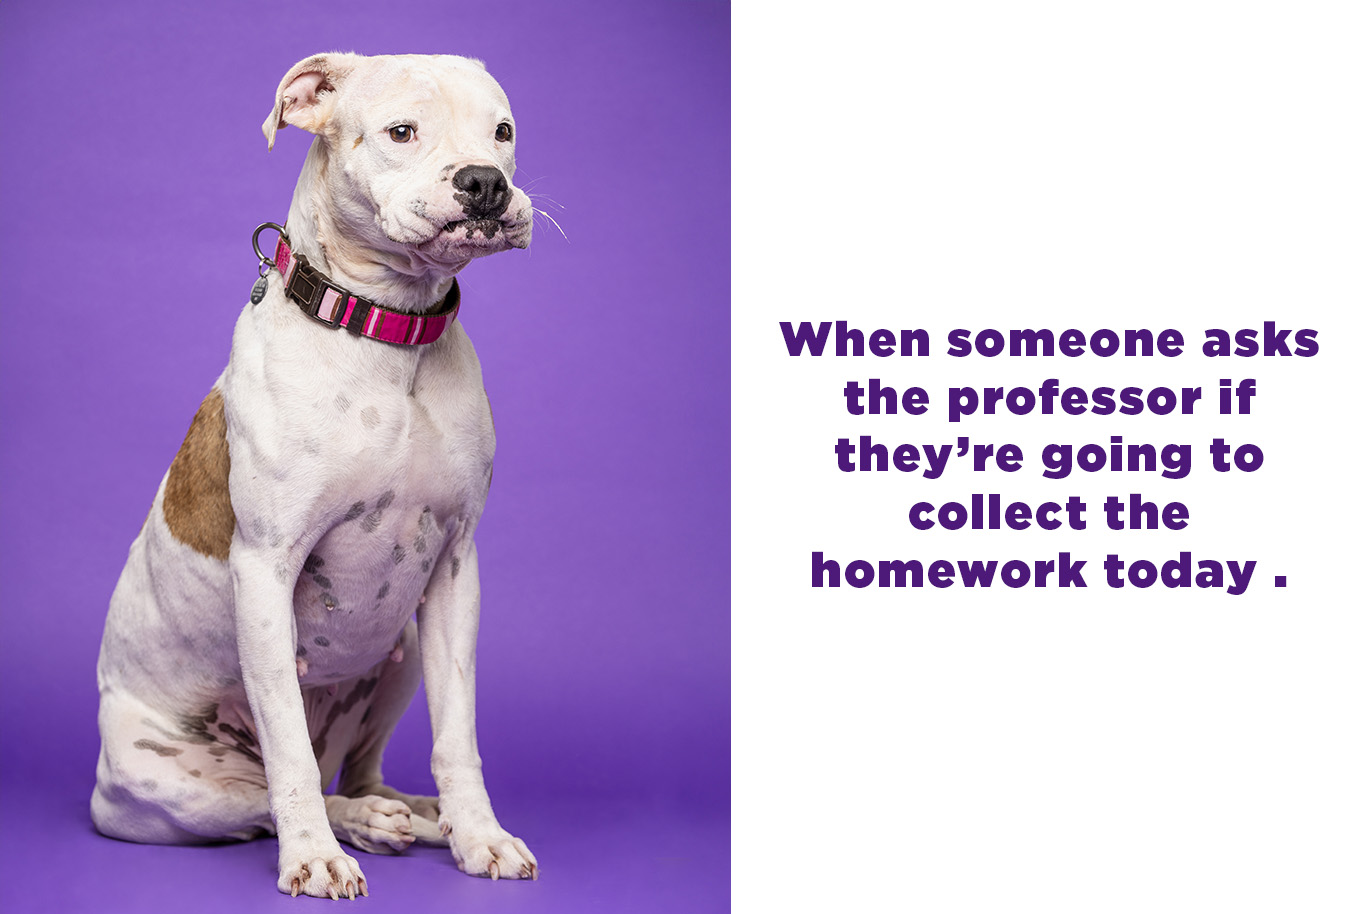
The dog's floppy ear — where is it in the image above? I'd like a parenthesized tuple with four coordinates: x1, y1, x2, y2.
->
(263, 53, 358, 151)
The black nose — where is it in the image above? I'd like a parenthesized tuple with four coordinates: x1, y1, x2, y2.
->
(452, 165, 510, 219)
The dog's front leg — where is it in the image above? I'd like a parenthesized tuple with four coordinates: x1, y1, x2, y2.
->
(419, 539, 537, 880)
(231, 546, 367, 899)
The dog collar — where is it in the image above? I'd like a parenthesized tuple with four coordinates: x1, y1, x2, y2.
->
(252, 222, 460, 346)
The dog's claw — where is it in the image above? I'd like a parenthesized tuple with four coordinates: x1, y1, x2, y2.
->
(360, 877, 369, 897)
(291, 878, 301, 897)
(390, 644, 404, 663)
(327, 883, 338, 900)
(296, 657, 308, 678)
(346, 882, 356, 900)
(449, 829, 536, 884)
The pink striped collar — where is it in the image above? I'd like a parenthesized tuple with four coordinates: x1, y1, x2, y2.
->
(265, 229, 460, 347)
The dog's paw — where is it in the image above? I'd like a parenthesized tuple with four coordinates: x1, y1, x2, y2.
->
(366, 785, 440, 822)
(442, 822, 537, 881)
(326, 795, 416, 855)
(277, 846, 367, 899)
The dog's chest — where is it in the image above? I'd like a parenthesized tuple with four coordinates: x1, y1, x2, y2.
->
(291, 505, 450, 678)
(291, 388, 490, 677)
(226, 312, 494, 679)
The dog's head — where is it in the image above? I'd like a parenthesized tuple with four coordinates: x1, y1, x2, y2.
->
(264, 53, 532, 277)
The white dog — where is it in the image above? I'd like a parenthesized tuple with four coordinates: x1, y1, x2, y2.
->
(92, 52, 537, 899)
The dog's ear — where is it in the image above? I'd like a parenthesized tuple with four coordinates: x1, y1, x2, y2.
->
(263, 53, 358, 151)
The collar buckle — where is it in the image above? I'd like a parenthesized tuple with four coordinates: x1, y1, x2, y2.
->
(288, 256, 340, 327)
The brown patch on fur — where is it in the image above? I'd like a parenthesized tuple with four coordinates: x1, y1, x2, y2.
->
(353, 134, 364, 148)
(163, 389, 235, 560)
(133, 738, 183, 757)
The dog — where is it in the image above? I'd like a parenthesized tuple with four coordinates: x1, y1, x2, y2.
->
(92, 52, 537, 899)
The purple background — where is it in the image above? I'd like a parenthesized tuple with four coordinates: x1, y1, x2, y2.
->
(0, 1, 728, 910)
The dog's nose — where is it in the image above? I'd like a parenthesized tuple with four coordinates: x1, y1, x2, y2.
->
(452, 165, 510, 219)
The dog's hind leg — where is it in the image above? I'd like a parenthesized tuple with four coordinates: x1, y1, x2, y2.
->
(91, 692, 273, 844)
(322, 620, 444, 847)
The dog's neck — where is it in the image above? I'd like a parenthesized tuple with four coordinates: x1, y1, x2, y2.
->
(284, 141, 468, 314)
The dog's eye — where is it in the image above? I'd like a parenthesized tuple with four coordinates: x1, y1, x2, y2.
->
(388, 125, 416, 143)
(495, 123, 513, 143)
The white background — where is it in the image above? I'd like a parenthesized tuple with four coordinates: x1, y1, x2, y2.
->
(733, 2, 1369, 911)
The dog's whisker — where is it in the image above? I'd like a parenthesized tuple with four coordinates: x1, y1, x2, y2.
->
(526, 191, 565, 210)
(532, 206, 568, 241)
(519, 174, 555, 192)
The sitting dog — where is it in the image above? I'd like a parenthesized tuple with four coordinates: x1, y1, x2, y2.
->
(92, 52, 537, 899)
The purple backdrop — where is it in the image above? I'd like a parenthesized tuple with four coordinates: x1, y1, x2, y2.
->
(0, 1, 728, 911)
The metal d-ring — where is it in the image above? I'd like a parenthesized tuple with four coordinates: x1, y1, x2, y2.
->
(252, 222, 287, 276)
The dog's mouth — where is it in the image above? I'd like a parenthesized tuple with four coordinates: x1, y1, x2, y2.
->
(441, 218, 503, 240)
(414, 208, 531, 261)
